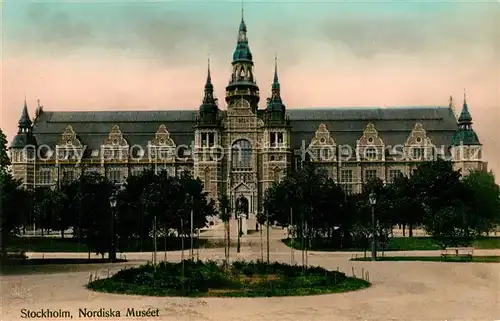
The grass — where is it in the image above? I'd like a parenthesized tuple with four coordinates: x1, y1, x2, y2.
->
(6, 236, 227, 253)
(0, 258, 127, 275)
(87, 260, 370, 297)
(283, 236, 500, 252)
(351, 256, 500, 263)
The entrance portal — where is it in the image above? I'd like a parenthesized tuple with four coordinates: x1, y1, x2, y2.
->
(235, 194, 249, 217)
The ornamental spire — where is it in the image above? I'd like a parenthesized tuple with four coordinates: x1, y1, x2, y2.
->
(458, 88, 472, 125)
(232, 3, 252, 62)
(272, 54, 280, 91)
(202, 58, 216, 105)
(18, 98, 32, 129)
(267, 55, 286, 115)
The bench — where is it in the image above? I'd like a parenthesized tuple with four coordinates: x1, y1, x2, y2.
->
(441, 247, 474, 259)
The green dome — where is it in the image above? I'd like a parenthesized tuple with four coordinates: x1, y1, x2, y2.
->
(233, 45, 252, 62)
(451, 129, 481, 146)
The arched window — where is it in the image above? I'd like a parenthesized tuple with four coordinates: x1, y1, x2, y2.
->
(232, 139, 252, 168)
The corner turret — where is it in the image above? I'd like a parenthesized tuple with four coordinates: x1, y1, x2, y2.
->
(450, 90, 484, 173)
(11, 99, 37, 149)
(265, 55, 286, 123)
(451, 90, 480, 146)
(197, 59, 220, 127)
(10, 99, 38, 189)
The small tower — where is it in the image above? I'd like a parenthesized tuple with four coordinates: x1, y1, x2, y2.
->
(265, 55, 287, 124)
(194, 59, 221, 201)
(197, 59, 219, 126)
(450, 90, 485, 173)
(225, 9, 260, 111)
(10, 99, 38, 188)
(262, 56, 291, 193)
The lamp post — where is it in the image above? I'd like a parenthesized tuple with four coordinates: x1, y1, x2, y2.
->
(190, 196, 194, 260)
(369, 191, 377, 261)
(109, 192, 117, 261)
(237, 214, 242, 254)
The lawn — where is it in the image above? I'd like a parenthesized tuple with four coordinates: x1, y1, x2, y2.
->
(6, 236, 229, 253)
(351, 256, 500, 263)
(0, 258, 128, 275)
(283, 236, 500, 251)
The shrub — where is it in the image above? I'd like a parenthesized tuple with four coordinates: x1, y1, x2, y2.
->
(88, 259, 368, 297)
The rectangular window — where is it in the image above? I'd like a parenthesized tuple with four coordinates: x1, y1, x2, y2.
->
(201, 133, 207, 147)
(37, 169, 53, 185)
(341, 169, 353, 182)
(343, 184, 353, 195)
(62, 170, 75, 184)
(158, 147, 172, 160)
(270, 133, 276, 147)
(364, 169, 377, 182)
(107, 169, 122, 183)
(130, 167, 144, 176)
(412, 147, 425, 160)
(208, 133, 215, 147)
(364, 147, 378, 160)
(388, 169, 402, 183)
(277, 133, 284, 145)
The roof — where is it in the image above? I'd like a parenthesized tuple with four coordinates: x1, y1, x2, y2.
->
(451, 128, 481, 146)
(28, 106, 459, 155)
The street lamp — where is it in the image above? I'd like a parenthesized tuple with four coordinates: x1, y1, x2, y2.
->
(109, 192, 117, 261)
(368, 191, 377, 261)
(237, 213, 242, 253)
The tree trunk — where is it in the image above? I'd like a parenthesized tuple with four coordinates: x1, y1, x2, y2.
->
(409, 223, 413, 237)
(227, 220, 231, 265)
(260, 227, 263, 261)
(61, 229, 65, 239)
(164, 225, 168, 262)
(402, 224, 406, 237)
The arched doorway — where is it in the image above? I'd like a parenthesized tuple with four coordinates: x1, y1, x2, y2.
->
(235, 194, 249, 217)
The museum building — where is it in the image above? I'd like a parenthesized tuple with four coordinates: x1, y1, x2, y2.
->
(9, 14, 486, 217)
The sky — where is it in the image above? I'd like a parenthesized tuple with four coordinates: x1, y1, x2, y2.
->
(1, 0, 499, 177)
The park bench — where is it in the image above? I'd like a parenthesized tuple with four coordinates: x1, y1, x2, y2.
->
(441, 247, 474, 259)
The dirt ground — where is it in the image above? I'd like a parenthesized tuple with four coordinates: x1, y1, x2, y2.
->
(1, 224, 499, 321)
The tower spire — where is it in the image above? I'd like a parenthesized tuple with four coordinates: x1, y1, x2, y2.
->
(10, 98, 37, 148)
(272, 54, 280, 90)
(19, 98, 32, 129)
(458, 88, 472, 125)
(202, 58, 215, 105)
(451, 90, 480, 146)
(206, 57, 212, 86)
(266, 54, 286, 118)
(226, 10, 259, 109)
(241, 0, 244, 22)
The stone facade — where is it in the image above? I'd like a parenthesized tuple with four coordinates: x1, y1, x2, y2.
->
(9, 15, 487, 218)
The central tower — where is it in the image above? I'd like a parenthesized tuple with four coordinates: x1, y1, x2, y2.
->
(225, 10, 260, 113)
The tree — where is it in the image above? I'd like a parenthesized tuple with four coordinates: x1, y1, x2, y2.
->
(0, 128, 10, 174)
(424, 203, 474, 248)
(412, 160, 467, 247)
(218, 192, 231, 266)
(0, 171, 31, 254)
(386, 174, 424, 237)
(70, 172, 114, 258)
(461, 170, 500, 235)
(118, 170, 156, 251)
